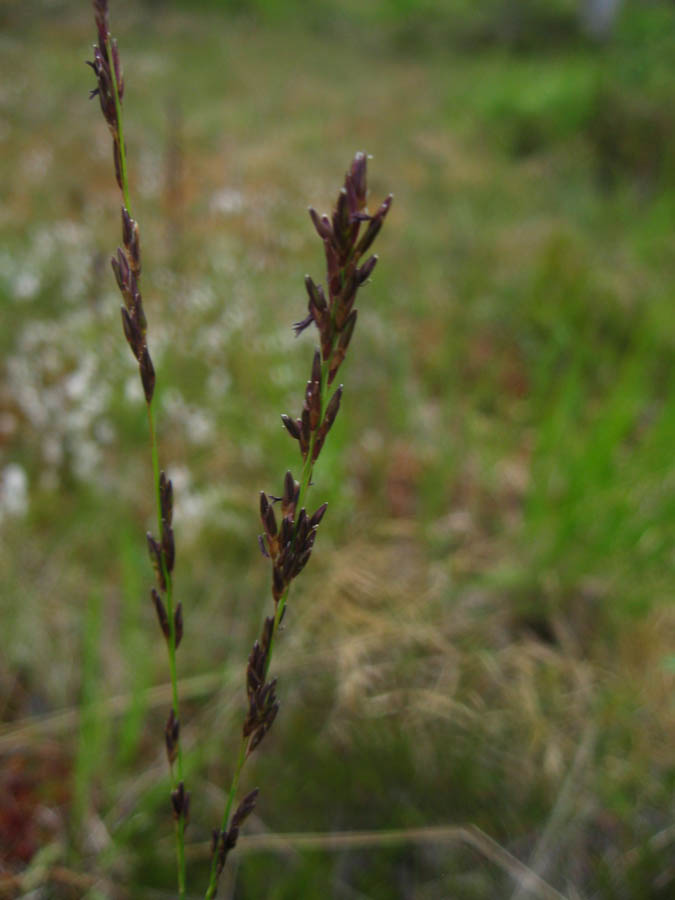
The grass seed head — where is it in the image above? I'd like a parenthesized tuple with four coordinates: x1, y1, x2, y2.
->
(151, 588, 170, 640)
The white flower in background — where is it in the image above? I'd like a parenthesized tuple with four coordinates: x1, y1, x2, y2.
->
(13, 270, 41, 301)
(0, 463, 28, 521)
(210, 187, 244, 215)
(163, 390, 214, 445)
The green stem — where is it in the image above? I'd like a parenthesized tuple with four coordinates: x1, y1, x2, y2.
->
(147, 403, 187, 899)
(204, 333, 338, 898)
(106, 37, 132, 214)
(204, 738, 248, 900)
(107, 37, 186, 896)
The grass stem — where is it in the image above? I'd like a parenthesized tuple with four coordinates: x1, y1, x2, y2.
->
(204, 739, 248, 899)
(106, 36, 131, 214)
(206, 157, 390, 893)
(93, 15, 188, 896)
(147, 403, 187, 898)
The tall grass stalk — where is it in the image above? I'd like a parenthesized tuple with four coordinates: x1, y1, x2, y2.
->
(87, 2, 187, 895)
(88, 4, 391, 896)
(205, 156, 392, 896)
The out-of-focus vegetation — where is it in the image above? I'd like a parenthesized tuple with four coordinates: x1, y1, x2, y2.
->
(0, 0, 673, 897)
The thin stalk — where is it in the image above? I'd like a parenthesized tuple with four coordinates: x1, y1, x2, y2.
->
(204, 355, 334, 899)
(204, 738, 247, 900)
(106, 37, 131, 214)
(203, 154, 391, 896)
(147, 404, 187, 898)
(105, 39, 186, 899)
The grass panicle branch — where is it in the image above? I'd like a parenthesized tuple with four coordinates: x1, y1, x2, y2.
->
(87, 2, 188, 896)
(204, 154, 392, 897)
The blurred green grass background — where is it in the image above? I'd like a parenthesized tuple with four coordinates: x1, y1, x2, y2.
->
(0, 0, 673, 896)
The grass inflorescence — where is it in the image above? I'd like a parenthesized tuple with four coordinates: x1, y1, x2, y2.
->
(88, 3, 391, 896)
(205, 153, 391, 896)
(88, 1, 188, 893)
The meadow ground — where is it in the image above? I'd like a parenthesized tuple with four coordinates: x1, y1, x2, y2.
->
(0, 1, 673, 897)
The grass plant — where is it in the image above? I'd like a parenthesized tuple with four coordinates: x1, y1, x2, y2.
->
(87, 2, 391, 895)
(204, 157, 391, 896)
(88, 2, 191, 892)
